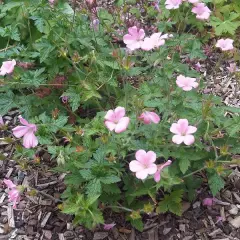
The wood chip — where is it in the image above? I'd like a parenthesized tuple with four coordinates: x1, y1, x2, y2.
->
(228, 205, 238, 215)
(233, 192, 240, 204)
(7, 205, 15, 228)
(93, 232, 108, 240)
(230, 216, 240, 228)
(5, 168, 13, 178)
(58, 233, 65, 240)
(36, 181, 57, 189)
(0, 193, 6, 204)
(208, 228, 222, 237)
(40, 212, 51, 228)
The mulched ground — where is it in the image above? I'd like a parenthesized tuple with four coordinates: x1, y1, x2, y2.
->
(1, 1, 240, 239)
(0, 61, 240, 239)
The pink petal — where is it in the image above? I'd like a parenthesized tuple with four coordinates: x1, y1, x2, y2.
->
(123, 34, 137, 45)
(159, 160, 172, 171)
(114, 107, 126, 121)
(12, 126, 29, 138)
(18, 116, 29, 126)
(148, 112, 160, 124)
(3, 179, 16, 189)
(182, 86, 193, 91)
(191, 81, 199, 88)
(104, 110, 115, 121)
(146, 151, 157, 163)
(103, 223, 116, 230)
(147, 163, 157, 174)
(128, 26, 138, 36)
(178, 119, 189, 132)
(105, 120, 116, 131)
(186, 126, 197, 134)
(138, 29, 145, 40)
(114, 117, 130, 133)
(183, 135, 195, 145)
(127, 41, 142, 51)
(172, 135, 184, 144)
(136, 169, 149, 180)
(202, 198, 214, 206)
(170, 123, 181, 135)
(154, 171, 161, 182)
(135, 149, 147, 162)
(141, 37, 154, 51)
(22, 131, 38, 148)
(129, 160, 145, 172)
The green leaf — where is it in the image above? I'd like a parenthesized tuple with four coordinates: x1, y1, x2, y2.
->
(100, 175, 121, 184)
(0, 91, 17, 115)
(62, 88, 81, 112)
(34, 41, 55, 63)
(86, 195, 100, 206)
(86, 179, 102, 197)
(130, 218, 144, 232)
(157, 190, 183, 216)
(210, 13, 240, 35)
(80, 169, 94, 180)
(208, 172, 225, 196)
(179, 158, 191, 174)
(63, 204, 79, 214)
(21, 68, 46, 87)
(30, 16, 49, 34)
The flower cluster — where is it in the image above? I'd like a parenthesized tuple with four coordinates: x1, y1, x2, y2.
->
(216, 39, 234, 51)
(165, 0, 211, 20)
(0, 59, 16, 76)
(12, 116, 38, 149)
(129, 150, 172, 181)
(3, 179, 21, 208)
(123, 26, 171, 51)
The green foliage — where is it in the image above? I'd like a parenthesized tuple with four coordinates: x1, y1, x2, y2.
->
(207, 171, 225, 196)
(157, 190, 184, 216)
(0, 0, 239, 231)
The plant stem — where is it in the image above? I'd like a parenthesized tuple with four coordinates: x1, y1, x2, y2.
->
(182, 166, 206, 179)
(107, 205, 133, 212)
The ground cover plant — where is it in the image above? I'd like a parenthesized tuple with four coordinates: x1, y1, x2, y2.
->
(0, 0, 240, 231)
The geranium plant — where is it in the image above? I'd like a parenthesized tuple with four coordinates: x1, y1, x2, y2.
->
(0, 0, 239, 231)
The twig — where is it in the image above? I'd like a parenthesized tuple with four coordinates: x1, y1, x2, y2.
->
(37, 190, 62, 203)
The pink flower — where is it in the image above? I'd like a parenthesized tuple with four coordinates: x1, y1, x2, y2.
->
(86, 0, 94, 3)
(165, 0, 182, 9)
(154, 160, 172, 182)
(176, 75, 198, 91)
(123, 26, 145, 51)
(194, 62, 201, 72)
(3, 179, 21, 208)
(129, 150, 157, 180)
(216, 39, 234, 51)
(0, 115, 4, 126)
(104, 107, 130, 133)
(139, 111, 160, 124)
(192, 3, 211, 20)
(170, 119, 197, 145)
(141, 32, 167, 51)
(227, 63, 239, 73)
(0, 59, 16, 76)
(103, 223, 116, 230)
(49, 0, 55, 4)
(216, 216, 223, 224)
(12, 116, 38, 148)
(202, 197, 214, 206)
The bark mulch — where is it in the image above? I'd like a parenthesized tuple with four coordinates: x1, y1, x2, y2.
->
(1, 109, 240, 240)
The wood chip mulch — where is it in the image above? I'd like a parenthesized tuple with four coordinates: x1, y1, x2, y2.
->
(0, 103, 240, 239)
